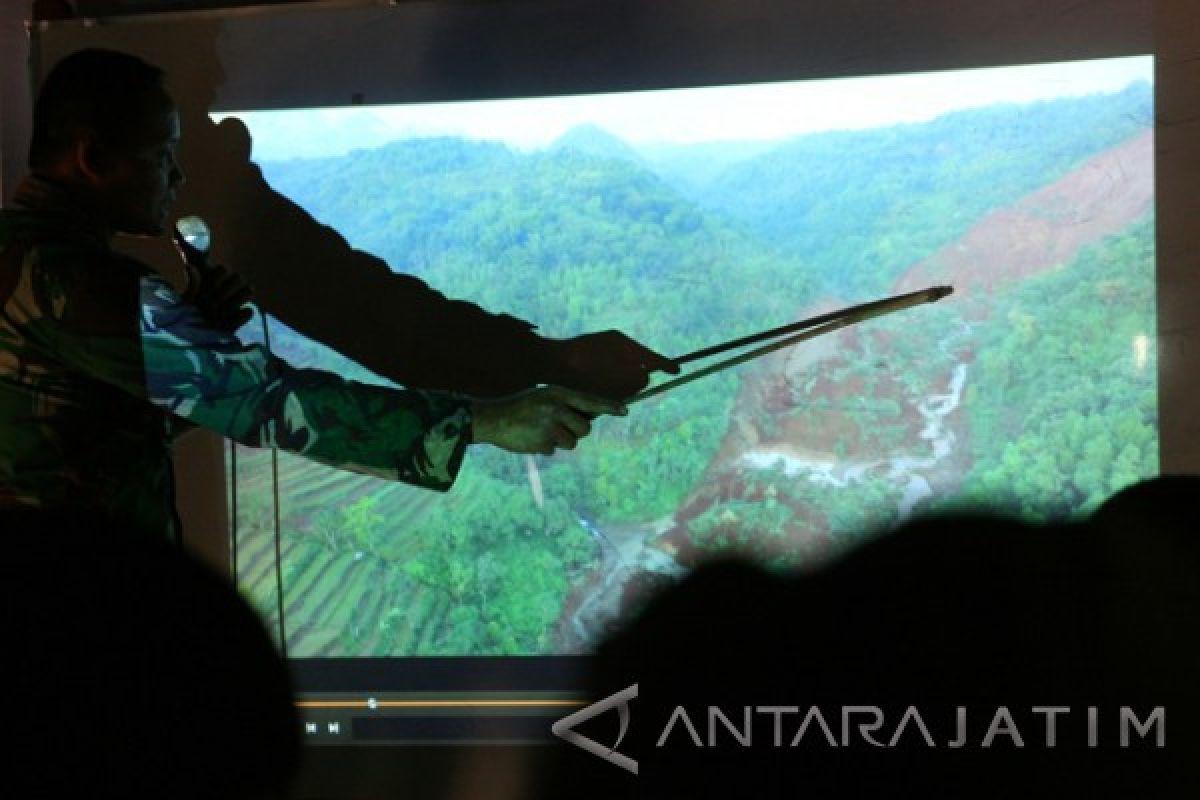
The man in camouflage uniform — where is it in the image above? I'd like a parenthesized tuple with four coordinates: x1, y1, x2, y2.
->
(0, 49, 629, 541)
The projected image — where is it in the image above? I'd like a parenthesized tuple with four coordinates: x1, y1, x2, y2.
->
(226, 57, 1156, 657)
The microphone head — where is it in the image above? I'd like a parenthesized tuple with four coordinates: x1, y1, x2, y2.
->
(174, 215, 211, 260)
(172, 216, 211, 265)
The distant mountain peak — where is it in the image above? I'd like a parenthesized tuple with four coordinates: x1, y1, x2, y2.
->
(550, 123, 642, 163)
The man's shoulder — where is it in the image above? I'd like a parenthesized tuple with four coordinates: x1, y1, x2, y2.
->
(0, 209, 157, 333)
(0, 208, 152, 278)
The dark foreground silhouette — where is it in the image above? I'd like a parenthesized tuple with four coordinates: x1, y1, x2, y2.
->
(534, 485, 1200, 799)
(3, 510, 300, 799)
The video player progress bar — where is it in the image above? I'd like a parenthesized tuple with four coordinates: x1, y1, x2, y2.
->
(297, 699, 587, 710)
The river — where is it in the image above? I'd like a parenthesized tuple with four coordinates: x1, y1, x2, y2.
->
(741, 361, 968, 516)
(565, 322, 972, 649)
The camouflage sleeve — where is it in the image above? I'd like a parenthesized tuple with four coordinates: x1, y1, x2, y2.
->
(43, 262, 471, 489)
(137, 276, 472, 488)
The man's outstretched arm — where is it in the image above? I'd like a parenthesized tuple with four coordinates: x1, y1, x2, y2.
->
(23, 250, 620, 489)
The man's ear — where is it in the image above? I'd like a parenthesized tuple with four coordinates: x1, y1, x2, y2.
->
(73, 136, 109, 184)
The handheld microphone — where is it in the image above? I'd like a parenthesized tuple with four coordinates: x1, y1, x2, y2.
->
(171, 215, 257, 335)
(172, 215, 212, 279)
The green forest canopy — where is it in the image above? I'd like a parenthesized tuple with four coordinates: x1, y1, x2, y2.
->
(235, 83, 1157, 656)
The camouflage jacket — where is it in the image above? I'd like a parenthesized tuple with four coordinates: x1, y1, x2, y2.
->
(0, 176, 472, 541)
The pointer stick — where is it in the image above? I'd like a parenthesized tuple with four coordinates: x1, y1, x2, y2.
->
(629, 285, 953, 405)
(675, 285, 953, 366)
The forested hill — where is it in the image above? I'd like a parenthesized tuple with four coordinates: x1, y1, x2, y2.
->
(689, 81, 1153, 297)
(260, 139, 819, 356)
(258, 80, 1149, 350)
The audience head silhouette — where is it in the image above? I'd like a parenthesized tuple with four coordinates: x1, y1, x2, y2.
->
(6, 511, 300, 799)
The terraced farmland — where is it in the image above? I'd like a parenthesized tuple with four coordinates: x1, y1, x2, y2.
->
(230, 444, 580, 655)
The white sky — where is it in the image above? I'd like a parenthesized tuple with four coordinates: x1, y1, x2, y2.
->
(221, 56, 1152, 162)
